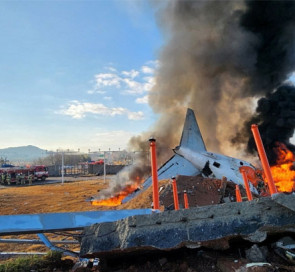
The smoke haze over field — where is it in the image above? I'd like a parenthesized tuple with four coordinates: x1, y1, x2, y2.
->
(126, 0, 295, 183)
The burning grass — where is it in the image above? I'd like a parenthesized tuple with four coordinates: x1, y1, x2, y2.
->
(91, 183, 140, 207)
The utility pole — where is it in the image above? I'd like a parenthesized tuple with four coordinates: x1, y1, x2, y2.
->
(61, 151, 64, 185)
(49, 149, 80, 185)
(103, 151, 106, 184)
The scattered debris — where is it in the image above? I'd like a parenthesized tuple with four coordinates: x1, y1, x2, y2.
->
(80, 194, 295, 258)
(273, 236, 295, 265)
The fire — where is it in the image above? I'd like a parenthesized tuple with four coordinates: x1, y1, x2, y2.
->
(91, 194, 125, 207)
(91, 178, 142, 207)
(270, 142, 295, 192)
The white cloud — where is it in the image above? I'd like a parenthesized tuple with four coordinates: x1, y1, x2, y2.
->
(88, 61, 158, 96)
(103, 96, 112, 100)
(136, 95, 148, 104)
(59, 101, 144, 120)
(141, 65, 154, 74)
(87, 89, 106, 95)
(122, 78, 144, 94)
(104, 66, 117, 72)
(127, 111, 144, 120)
(95, 73, 121, 88)
(143, 76, 155, 92)
(122, 69, 139, 79)
(122, 76, 155, 95)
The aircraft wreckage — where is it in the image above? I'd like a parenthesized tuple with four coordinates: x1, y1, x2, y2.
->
(80, 108, 295, 260)
(0, 108, 294, 265)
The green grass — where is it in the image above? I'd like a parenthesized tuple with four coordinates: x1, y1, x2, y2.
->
(0, 251, 73, 272)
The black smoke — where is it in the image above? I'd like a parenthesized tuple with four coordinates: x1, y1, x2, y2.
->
(233, 85, 295, 165)
(231, 1, 295, 162)
(239, 0, 295, 95)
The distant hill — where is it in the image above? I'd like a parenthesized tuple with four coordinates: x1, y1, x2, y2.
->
(0, 145, 47, 164)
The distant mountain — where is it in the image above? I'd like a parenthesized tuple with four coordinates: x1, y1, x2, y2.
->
(0, 145, 47, 164)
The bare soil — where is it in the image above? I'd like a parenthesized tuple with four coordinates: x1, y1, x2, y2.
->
(0, 178, 114, 257)
(0, 176, 168, 259)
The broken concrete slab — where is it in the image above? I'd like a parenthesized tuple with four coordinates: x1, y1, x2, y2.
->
(271, 193, 295, 211)
(80, 194, 295, 258)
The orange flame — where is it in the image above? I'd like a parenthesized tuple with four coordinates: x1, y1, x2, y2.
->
(91, 177, 142, 207)
(270, 142, 295, 192)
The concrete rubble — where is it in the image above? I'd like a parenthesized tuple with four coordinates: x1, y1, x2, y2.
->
(78, 175, 295, 271)
(80, 193, 295, 258)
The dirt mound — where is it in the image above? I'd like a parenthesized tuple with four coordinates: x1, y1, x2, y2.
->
(120, 174, 241, 211)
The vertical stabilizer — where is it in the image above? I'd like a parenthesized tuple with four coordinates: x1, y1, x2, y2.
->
(179, 108, 206, 152)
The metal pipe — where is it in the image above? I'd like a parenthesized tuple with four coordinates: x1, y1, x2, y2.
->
(251, 124, 278, 195)
(241, 169, 253, 201)
(235, 185, 242, 202)
(0, 238, 79, 244)
(0, 252, 47, 256)
(184, 191, 189, 209)
(149, 138, 159, 210)
(37, 234, 79, 257)
(171, 177, 179, 210)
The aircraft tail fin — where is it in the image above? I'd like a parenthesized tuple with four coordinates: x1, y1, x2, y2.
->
(179, 108, 206, 152)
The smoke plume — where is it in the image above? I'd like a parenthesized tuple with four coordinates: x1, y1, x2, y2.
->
(152, 1, 294, 152)
(233, 85, 295, 165)
(231, 1, 295, 162)
(127, 0, 295, 187)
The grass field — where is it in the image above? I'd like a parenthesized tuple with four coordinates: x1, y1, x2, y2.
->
(0, 176, 162, 257)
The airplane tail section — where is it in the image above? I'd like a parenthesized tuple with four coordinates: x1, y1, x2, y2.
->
(122, 108, 206, 204)
(179, 108, 206, 152)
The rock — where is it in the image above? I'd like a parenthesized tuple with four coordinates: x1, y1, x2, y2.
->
(245, 245, 267, 262)
(244, 230, 267, 243)
(158, 257, 167, 266)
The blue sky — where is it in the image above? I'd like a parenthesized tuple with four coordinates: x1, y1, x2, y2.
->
(0, 0, 162, 152)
